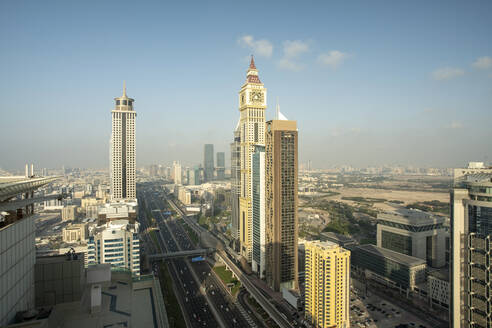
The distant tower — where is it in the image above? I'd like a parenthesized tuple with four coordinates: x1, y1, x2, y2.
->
(204, 144, 214, 182)
(216, 152, 225, 180)
(173, 161, 182, 185)
(110, 82, 136, 200)
(239, 56, 267, 261)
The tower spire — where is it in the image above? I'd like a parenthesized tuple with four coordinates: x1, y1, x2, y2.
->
(249, 55, 256, 69)
(276, 97, 280, 120)
(123, 80, 127, 97)
(246, 55, 261, 83)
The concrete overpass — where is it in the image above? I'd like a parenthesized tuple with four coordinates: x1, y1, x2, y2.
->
(148, 248, 214, 260)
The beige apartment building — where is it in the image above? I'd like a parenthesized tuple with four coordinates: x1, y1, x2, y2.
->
(110, 83, 136, 200)
(305, 240, 350, 328)
(61, 205, 77, 221)
(62, 223, 88, 243)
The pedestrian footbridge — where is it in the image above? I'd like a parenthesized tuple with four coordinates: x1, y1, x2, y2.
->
(148, 248, 214, 260)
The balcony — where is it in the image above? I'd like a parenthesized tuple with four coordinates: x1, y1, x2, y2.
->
(471, 266, 486, 282)
(471, 296, 487, 313)
(471, 280, 487, 297)
(471, 235, 486, 250)
(471, 252, 486, 266)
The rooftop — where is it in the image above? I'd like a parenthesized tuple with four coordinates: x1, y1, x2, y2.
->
(428, 268, 449, 282)
(356, 244, 426, 267)
(0, 176, 60, 202)
(378, 207, 445, 226)
(7, 265, 168, 328)
(320, 231, 356, 244)
(306, 240, 350, 253)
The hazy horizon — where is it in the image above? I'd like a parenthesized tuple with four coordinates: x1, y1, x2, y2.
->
(1, 1, 491, 170)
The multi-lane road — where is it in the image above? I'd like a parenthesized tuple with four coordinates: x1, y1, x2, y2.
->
(164, 194, 294, 328)
(140, 189, 218, 328)
(141, 186, 253, 327)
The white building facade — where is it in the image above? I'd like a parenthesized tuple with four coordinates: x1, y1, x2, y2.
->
(87, 219, 140, 276)
(428, 271, 449, 309)
(110, 83, 136, 201)
(173, 161, 182, 185)
(251, 145, 266, 278)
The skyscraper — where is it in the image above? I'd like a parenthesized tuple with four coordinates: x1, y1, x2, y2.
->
(185, 167, 190, 185)
(239, 56, 267, 261)
(110, 83, 136, 200)
(251, 145, 266, 278)
(216, 151, 225, 180)
(450, 162, 492, 328)
(231, 123, 241, 246)
(305, 240, 351, 328)
(173, 161, 182, 185)
(204, 144, 214, 182)
(265, 117, 298, 291)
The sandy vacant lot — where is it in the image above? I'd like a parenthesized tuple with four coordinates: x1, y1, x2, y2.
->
(325, 187, 449, 211)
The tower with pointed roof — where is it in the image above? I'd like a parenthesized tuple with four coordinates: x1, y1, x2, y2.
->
(110, 82, 136, 200)
(238, 56, 267, 261)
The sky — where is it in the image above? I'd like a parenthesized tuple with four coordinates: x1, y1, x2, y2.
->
(1, 0, 491, 170)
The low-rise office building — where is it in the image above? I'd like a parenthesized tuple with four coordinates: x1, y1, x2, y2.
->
(320, 231, 357, 249)
(352, 244, 427, 292)
(377, 208, 446, 268)
(61, 205, 77, 221)
(62, 223, 88, 243)
(428, 269, 449, 309)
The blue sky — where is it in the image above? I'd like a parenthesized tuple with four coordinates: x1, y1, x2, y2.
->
(1, 0, 491, 170)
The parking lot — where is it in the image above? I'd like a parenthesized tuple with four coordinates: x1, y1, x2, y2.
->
(350, 290, 433, 328)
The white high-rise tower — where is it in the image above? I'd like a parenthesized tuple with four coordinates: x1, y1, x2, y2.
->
(110, 82, 136, 200)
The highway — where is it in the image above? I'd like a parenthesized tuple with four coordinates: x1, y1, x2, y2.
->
(164, 192, 294, 328)
(139, 189, 219, 328)
(168, 219, 255, 327)
(144, 187, 255, 327)
(151, 194, 253, 328)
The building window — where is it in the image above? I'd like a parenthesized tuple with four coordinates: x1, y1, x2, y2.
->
(381, 230, 412, 256)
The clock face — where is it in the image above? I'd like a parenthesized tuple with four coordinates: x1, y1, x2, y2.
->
(250, 91, 264, 104)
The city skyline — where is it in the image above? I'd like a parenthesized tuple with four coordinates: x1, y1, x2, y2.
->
(1, 1, 492, 170)
(2, 2, 489, 327)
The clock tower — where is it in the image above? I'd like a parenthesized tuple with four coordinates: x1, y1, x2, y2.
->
(238, 56, 267, 261)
